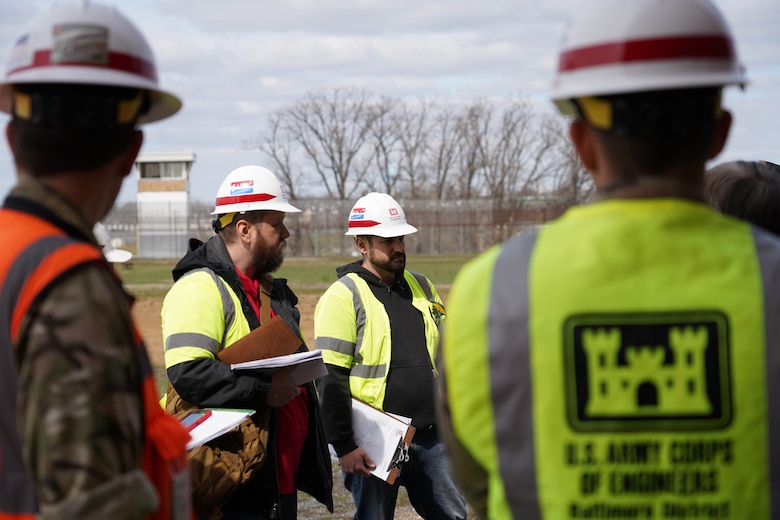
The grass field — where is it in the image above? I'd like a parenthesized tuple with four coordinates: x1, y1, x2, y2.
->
(118, 254, 476, 297)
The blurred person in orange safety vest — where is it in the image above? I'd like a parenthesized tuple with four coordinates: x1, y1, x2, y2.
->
(437, 0, 780, 518)
(0, 2, 192, 519)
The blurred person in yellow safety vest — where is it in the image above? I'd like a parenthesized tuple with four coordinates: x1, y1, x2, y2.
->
(314, 192, 467, 520)
(437, 0, 780, 518)
(161, 165, 333, 520)
(0, 1, 192, 519)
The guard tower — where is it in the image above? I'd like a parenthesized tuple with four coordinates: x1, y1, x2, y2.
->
(134, 151, 196, 258)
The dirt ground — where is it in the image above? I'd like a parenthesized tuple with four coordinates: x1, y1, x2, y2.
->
(133, 294, 442, 519)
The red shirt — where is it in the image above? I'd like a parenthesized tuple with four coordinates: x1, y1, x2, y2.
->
(237, 269, 309, 494)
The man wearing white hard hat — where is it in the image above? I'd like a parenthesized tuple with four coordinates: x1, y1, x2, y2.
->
(315, 193, 467, 520)
(0, 2, 191, 519)
(438, 0, 780, 518)
(161, 165, 333, 519)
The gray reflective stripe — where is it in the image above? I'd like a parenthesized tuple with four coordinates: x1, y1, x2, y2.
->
(165, 332, 222, 355)
(0, 236, 74, 513)
(754, 228, 780, 516)
(339, 276, 366, 366)
(410, 271, 432, 300)
(350, 363, 387, 379)
(338, 275, 387, 379)
(179, 267, 235, 350)
(317, 336, 356, 356)
(489, 231, 541, 519)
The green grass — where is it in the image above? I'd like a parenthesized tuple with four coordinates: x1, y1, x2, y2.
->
(118, 255, 476, 296)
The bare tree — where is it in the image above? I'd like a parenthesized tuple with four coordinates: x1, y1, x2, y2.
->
(478, 99, 544, 205)
(454, 100, 491, 199)
(283, 87, 379, 200)
(543, 113, 595, 208)
(250, 111, 305, 199)
(395, 99, 433, 198)
(367, 96, 402, 195)
(426, 103, 460, 200)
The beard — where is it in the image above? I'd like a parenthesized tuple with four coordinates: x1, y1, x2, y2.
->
(368, 250, 406, 275)
(251, 238, 286, 275)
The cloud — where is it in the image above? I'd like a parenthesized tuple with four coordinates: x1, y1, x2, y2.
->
(0, 0, 777, 204)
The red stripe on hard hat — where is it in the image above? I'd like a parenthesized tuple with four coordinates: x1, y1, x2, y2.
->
(8, 49, 157, 81)
(348, 220, 381, 228)
(216, 193, 276, 206)
(558, 35, 733, 72)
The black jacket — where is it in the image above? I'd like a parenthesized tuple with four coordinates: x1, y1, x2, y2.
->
(168, 236, 333, 516)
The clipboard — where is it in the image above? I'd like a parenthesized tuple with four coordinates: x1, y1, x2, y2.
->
(350, 398, 416, 484)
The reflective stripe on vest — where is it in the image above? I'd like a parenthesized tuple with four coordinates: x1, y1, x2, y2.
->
(0, 210, 104, 517)
(481, 201, 780, 518)
(0, 209, 191, 519)
(753, 228, 780, 510)
(163, 267, 245, 368)
(317, 270, 439, 409)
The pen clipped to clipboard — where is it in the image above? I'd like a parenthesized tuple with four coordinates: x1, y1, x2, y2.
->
(350, 398, 416, 484)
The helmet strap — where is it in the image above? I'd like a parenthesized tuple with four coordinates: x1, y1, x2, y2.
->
(11, 88, 146, 128)
(574, 89, 722, 140)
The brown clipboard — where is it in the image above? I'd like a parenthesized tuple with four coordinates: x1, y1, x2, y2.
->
(350, 398, 416, 485)
(217, 315, 303, 365)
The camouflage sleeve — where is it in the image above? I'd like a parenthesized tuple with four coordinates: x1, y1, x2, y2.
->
(14, 264, 159, 519)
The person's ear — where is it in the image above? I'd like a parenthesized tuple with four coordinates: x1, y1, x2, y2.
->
(570, 119, 597, 172)
(707, 110, 732, 160)
(354, 236, 368, 254)
(119, 130, 144, 179)
(5, 120, 13, 154)
(234, 218, 254, 244)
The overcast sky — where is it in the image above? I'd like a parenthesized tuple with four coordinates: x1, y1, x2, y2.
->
(0, 0, 777, 206)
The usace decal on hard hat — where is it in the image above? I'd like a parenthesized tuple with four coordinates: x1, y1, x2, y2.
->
(230, 180, 254, 196)
(350, 208, 366, 220)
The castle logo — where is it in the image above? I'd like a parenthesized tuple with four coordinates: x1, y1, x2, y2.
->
(563, 312, 732, 432)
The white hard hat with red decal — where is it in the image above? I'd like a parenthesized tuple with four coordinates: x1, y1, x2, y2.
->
(345, 192, 417, 238)
(0, 0, 181, 124)
(212, 165, 301, 217)
(551, 0, 747, 116)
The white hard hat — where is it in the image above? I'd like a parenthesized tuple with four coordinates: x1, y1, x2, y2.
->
(0, 0, 181, 124)
(94, 222, 132, 263)
(212, 165, 301, 217)
(345, 192, 417, 238)
(550, 0, 747, 116)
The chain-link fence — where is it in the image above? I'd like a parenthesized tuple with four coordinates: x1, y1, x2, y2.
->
(103, 196, 569, 259)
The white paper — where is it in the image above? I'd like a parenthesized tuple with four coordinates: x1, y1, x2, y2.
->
(230, 349, 327, 386)
(351, 398, 413, 482)
(185, 409, 255, 451)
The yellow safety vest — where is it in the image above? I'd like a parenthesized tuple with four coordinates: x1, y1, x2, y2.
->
(315, 270, 443, 409)
(443, 198, 780, 519)
(163, 268, 252, 370)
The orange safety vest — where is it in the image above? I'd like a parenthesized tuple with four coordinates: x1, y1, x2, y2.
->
(0, 206, 192, 520)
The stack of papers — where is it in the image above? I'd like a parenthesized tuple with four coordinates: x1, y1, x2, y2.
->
(186, 409, 255, 450)
(351, 398, 415, 484)
(230, 349, 328, 386)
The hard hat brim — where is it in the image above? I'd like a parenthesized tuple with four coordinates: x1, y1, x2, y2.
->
(211, 201, 302, 215)
(0, 69, 182, 124)
(345, 223, 418, 238)
(104, 248, 133, 263)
